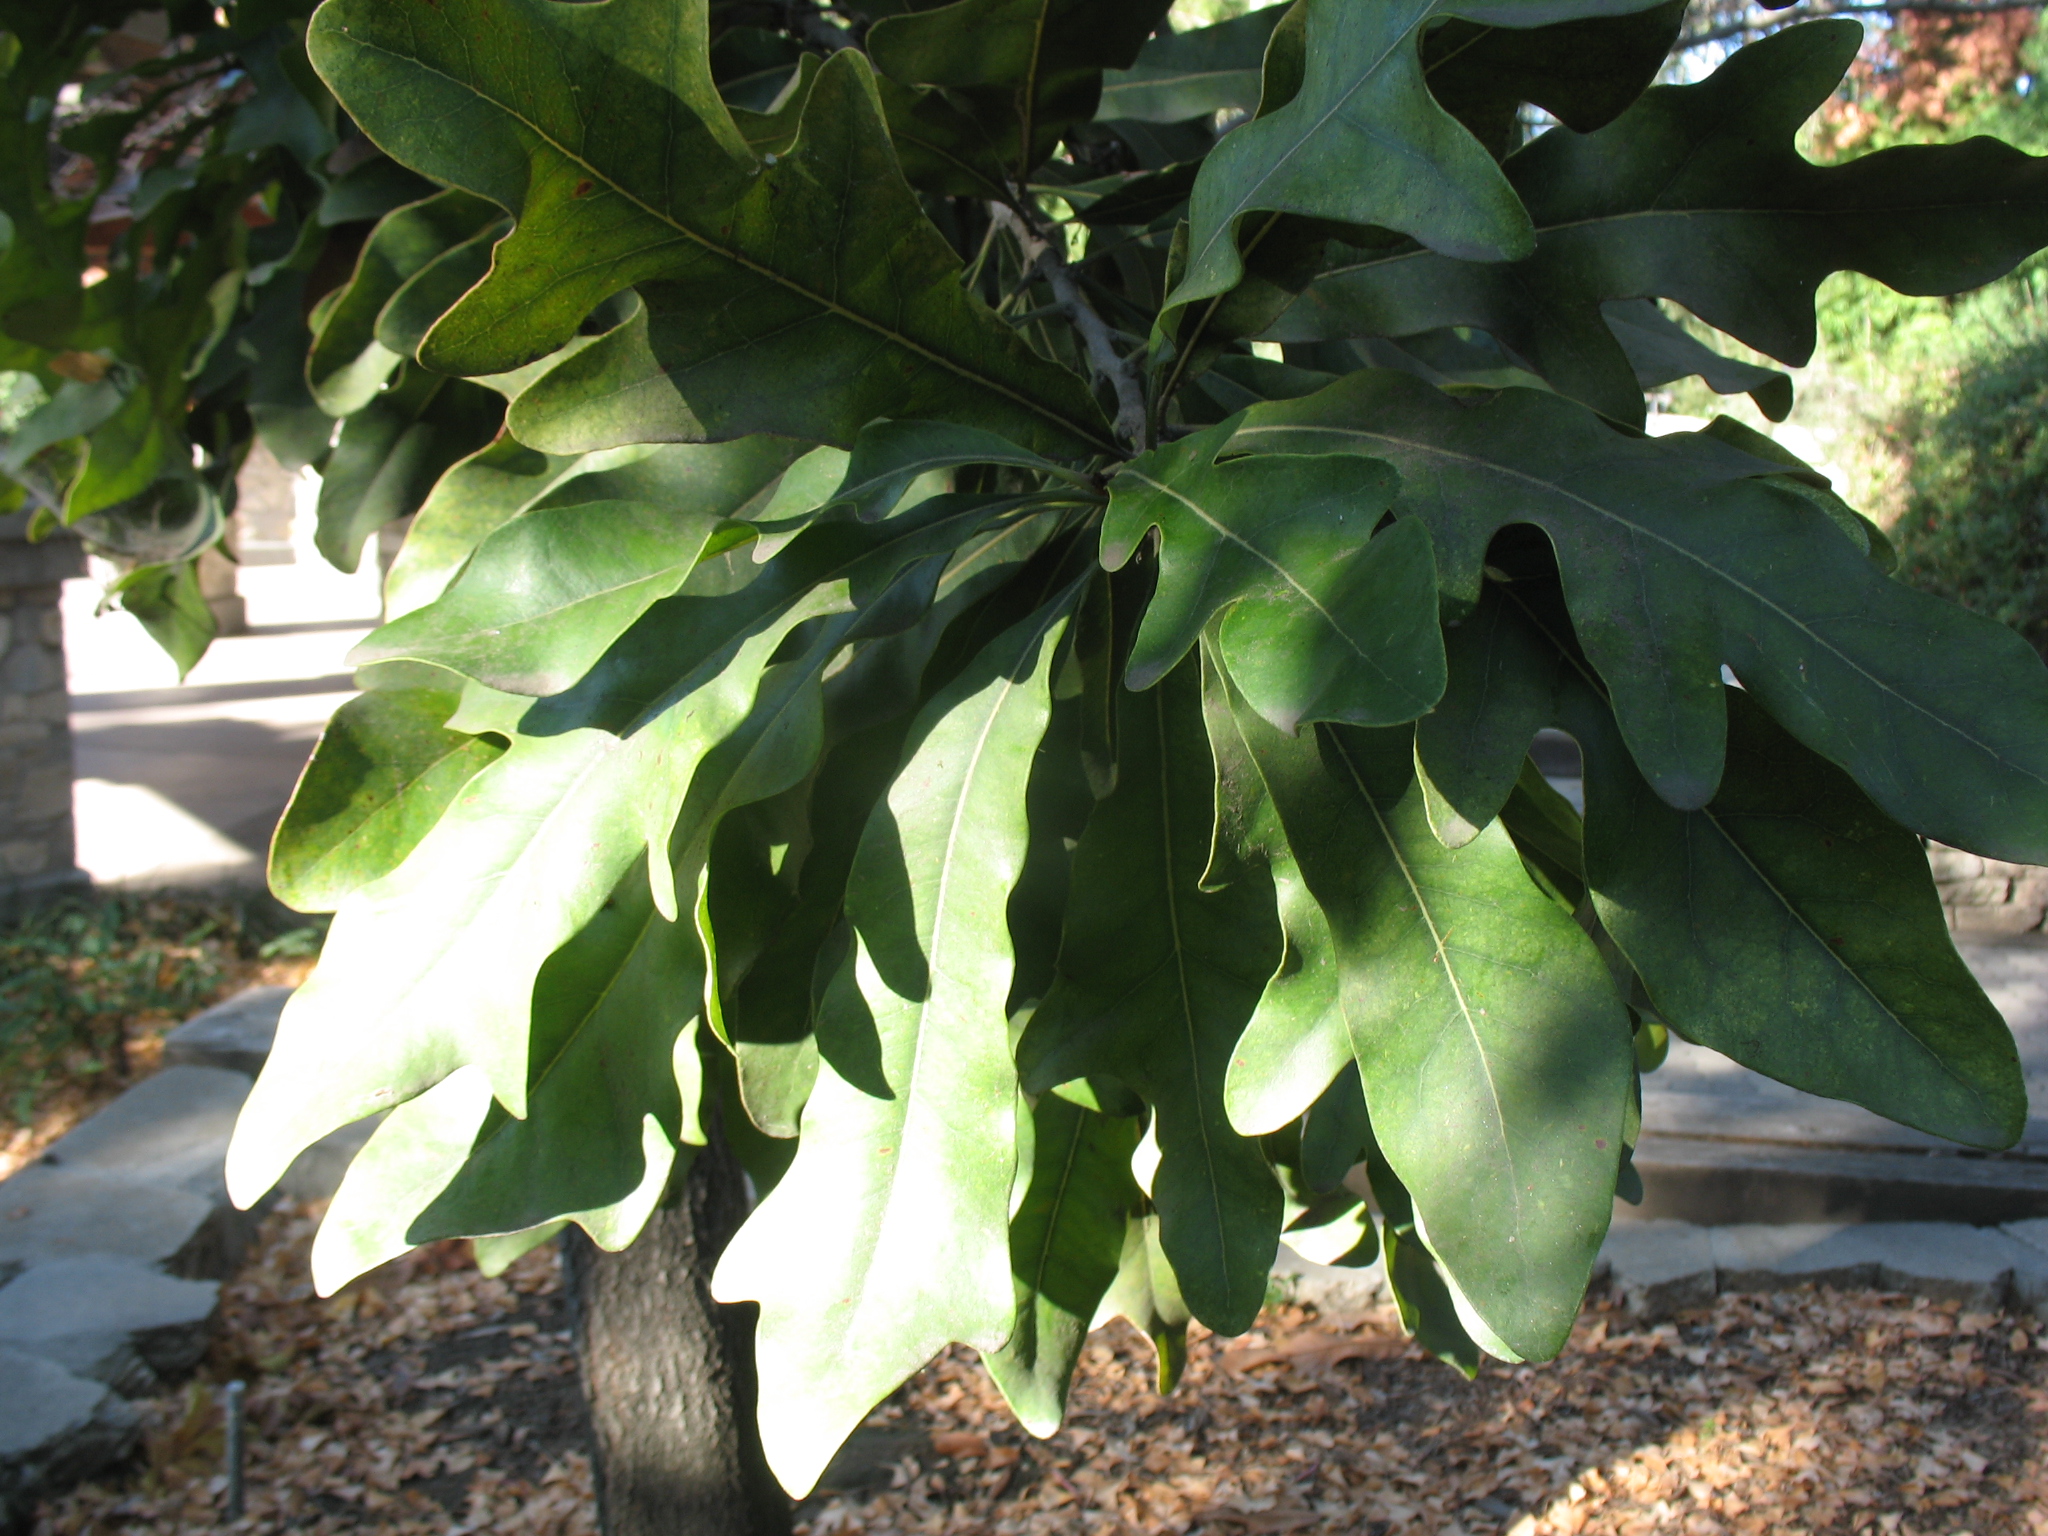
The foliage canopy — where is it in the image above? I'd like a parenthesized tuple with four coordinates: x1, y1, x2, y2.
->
(8, 0, 2048, 1498)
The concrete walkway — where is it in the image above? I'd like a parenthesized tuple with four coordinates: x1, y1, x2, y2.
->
(63, 501, 376, 890)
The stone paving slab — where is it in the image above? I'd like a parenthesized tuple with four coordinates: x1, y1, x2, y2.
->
(162, 985, 290, 1078)
(0, 1258, 218, 1393)
(36, 1065, 252, 1203)
(0, 1344, 139, 1534)
(0, 1166, 242, 1281)
(1594, 1218, 2048, 1320)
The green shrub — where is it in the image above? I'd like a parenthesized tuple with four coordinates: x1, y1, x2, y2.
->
(1888, 322, 2048, 654)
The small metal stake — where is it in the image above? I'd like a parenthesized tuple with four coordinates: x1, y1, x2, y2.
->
(223, 1379, 246, 1523)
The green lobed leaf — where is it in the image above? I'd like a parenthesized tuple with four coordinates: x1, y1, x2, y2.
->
(1097, 6, 1286, 124)
(353, 500, 746, 697)
(307, 0, 1112, 457)
(270, 682, 507, 913)
(383, 435, 805, 621)
(1222, 691, 1631, 1362)
(867, 0, 1170, 190)
(228, 501, 967, 1207)
(1102, 419, 1444, 733)
(314, 363, 503, 573)
(982, 1094, 1143, 1436)
(1569, 681, 2025, 1149)
(1283, 23, 2048, 427)
(1020, 658, 1284, 1337)
(1232, 370, 2048, 863)
(1418, 0, 1684, 158)
(713, 592, 1074, 1497)
(304, 188, 500, 417)
(411, 861, 709, 1243)
(1168, 0, 1671, 318)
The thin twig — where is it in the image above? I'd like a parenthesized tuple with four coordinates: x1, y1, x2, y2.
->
(1679, 0, 2045, 49)
(991, 204, 1150, 452)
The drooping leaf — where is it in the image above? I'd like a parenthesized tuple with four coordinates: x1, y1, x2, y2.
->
(304, 188, 501, 416)
(228, 516, 941, 1205)
(308, 2, 1112, 457)
(1102, 419, 1444, 732)
(1603, 300, 1792, 422)
(867, 0, 1170, 190)
(1096, 4, 1286, 124)
(413, 861, 708, 1243)
(829, 418, 1094, 524)
(1020, 658, 1284, 1337)
(314, 363, 503, 573)
(1571, 682, 2026, 1149)
(108, 558, 216, 680)
(1168, 0, 1671, 318)
(1093, 1208, 1192, 1393)
(1233, 370, 2048, 862)
(1285, 23, 2048, 427)
(1223, 695, 1630, 1362)
(1418, 0, 1684, 157)
(714, 594, 1073, 1497)
(353, 500, 746, 697)
(982, 1094, 1143, 1436)
(270, 682, 508, 913)
(384, 434, 806, 620)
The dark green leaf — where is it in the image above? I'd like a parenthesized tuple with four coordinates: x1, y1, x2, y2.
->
(1096, 6, 1286, 124)
(1020, 658, 1283, 1337)
(1572, 682, 2026, 1149)
(1234, 370, 2048, 863)
(1287, 23, 2048, 427)
(983, 1095, 1143, 1435)
(1103, 420, 1443, 732)
(1225, 699, 1630, 1362)
(308, 1, 1112, 456)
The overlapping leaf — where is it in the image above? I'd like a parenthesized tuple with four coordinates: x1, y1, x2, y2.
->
(1233, 371, 2048, 862)
(1572, 684, 2025, 1149)
(308, 1, 1111, 456)
(1096, 5, 1285, 124)
(982, 1094, 1143, 1435)
(1168, 0, 1672, 318)
(714, 595, 1073, 1496)
(867, 0, 1169, 192)
(1219, 684, 1630, 1362)
(1102, 419, 1444, 733)
(1286, 23, 2048, 426)
(271, 681, 507, 913)
(1020, 659, 1283, 1337)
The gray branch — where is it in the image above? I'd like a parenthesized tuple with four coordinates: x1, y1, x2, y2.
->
(991, 205, 1150, 452)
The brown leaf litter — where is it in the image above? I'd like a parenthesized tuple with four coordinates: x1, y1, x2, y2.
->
(34, 1203, 2048, 1536)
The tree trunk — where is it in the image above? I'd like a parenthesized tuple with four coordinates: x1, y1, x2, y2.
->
(565, 1122, 791, 1536)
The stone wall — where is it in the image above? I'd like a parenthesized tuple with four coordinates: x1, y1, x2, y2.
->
(1927, 841, 2048, 936)
(0, 517, 85, 913)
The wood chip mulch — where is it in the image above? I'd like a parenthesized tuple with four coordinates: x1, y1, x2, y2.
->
(34, 1203, 2048, 1536)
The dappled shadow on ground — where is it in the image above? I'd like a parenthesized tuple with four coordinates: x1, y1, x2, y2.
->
(70, 716, 320, 857)
(34, 1204, 2048, 1536)
(808, 1287, 2047, 1536)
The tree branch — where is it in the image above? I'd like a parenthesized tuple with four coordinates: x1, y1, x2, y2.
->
(1679, 0, 2046, 50)
(990, 204, 1150, 453)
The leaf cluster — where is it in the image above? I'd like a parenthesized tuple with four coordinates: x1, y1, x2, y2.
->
(34, 0, 2048, 1497)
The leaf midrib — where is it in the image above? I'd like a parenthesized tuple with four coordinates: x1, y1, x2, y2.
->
(1323, 728, 1523, 1242)
(1185, 0, 1428, 285)
(1695, 803, 1998, 1123)
(1126, 466, 1412, 694)
(1148, 684, 1237, 1312)
(1237, 419, 2048, 789)
(335, 31, 1114, 454)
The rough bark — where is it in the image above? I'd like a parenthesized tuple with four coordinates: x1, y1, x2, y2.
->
(565, 1124, 791, 1536)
